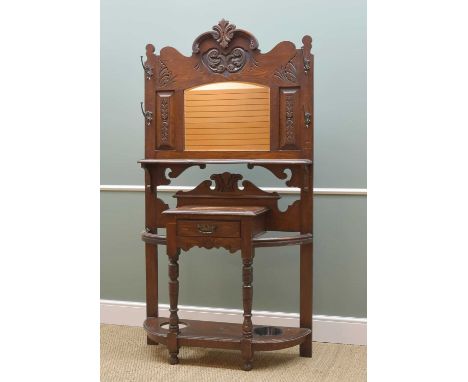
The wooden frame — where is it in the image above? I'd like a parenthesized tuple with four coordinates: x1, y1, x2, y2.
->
(139, 19, 314, 370)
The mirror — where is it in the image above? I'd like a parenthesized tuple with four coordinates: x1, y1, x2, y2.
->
(184, 82, 270, 151)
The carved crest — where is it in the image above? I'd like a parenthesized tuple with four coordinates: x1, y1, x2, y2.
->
(212, 19, 236, 49)
(192, 19, 259, 54)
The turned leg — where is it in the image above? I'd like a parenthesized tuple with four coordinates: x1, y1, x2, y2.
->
(300, 243, 313, 357)
(167, 222, 180, 365)
(241, 247, 254, 371)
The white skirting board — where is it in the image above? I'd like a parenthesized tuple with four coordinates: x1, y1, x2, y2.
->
(101, 300, 366, 346)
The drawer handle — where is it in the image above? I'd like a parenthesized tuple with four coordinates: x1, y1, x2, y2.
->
(197, 224, 217, 234)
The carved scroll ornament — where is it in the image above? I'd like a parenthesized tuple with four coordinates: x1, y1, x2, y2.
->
(211, 172, 243, 192)
(202, 47, 247, 74)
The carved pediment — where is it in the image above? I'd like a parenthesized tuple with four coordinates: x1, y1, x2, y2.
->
(190, 19, 262, 76)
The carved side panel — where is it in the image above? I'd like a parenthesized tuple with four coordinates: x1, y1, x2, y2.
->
(279, 88, 300, 150)
(156, 92, 175, 150)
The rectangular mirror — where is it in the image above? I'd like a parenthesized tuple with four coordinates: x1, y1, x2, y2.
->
(184, 82, 270, 151)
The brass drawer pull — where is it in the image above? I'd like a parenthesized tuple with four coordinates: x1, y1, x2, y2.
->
(197, 224, 217, 234)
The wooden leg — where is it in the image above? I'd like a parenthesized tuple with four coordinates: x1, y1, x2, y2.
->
(300, 243, 313, 357)
(167, 223, 180, 365)
(241, 248, 254, 371)
(145, 243, 158, 345)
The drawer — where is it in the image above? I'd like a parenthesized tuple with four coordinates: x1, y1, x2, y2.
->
(177, 220, 240, 238)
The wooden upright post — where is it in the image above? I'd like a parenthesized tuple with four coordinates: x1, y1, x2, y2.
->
(300, 163, 313, 357)
(145, 170, 158, 345)
(241, 220, 254, 371)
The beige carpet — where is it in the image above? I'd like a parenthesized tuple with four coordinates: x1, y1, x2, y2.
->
(101, 324, 366, 382)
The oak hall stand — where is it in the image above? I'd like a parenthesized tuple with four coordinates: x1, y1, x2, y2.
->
(139, 20, 314, 371)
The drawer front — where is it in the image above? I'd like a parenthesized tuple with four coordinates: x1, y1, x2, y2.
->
(177, 220, 240, 238)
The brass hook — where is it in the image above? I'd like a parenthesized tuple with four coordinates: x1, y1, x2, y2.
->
(140, 102, 153, 126)
(303, 105, 311, 129)
(140, 56, 153, 80)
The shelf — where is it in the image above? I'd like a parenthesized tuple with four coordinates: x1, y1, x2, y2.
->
(141, 231, 313, 248)
(162, 205, 270, 217)
(144, 317, 311, 351)
(253, 232, 313, 247)
(139, 159, 312, 165)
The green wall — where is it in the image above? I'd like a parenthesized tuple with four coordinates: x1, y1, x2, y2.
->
(101, 0, 367, 317)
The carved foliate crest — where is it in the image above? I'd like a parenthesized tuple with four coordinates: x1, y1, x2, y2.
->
(212, 19, 236, 48)
(192, 19, 259, 54)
